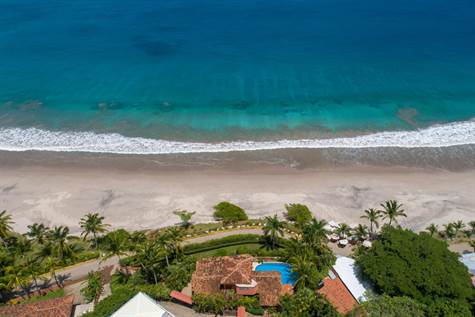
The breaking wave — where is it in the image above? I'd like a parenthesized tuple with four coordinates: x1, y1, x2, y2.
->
(0, 121, 475, 154)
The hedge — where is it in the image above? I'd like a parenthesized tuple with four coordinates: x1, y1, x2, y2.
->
(82, 284, 171, 317)
(183, 234, 262, 255)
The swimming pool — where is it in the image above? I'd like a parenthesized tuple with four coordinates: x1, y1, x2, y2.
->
(254, 262, 297, 286)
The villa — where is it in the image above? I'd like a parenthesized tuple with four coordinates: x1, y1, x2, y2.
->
(191, 255, 293, 306)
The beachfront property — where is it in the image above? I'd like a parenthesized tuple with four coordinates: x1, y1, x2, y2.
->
(318, 256, 370, 314)
(191, 255, 293, 306)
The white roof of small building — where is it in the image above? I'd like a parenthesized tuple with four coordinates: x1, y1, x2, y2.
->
(460, 252, 475, 275)
(111, 292, 175, 317)
(333, 256, 369, 303)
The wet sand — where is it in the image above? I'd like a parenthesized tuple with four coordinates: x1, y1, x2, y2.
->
(0, 149, 474, 234)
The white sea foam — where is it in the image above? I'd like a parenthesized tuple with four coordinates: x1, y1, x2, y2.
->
(0, 121, 475, 154)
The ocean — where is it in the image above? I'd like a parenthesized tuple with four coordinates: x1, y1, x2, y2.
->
(1, 0, 475, 154)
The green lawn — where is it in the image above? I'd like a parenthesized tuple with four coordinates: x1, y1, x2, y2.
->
(192, 243, 262, 258)
(19, 288, 65, 304)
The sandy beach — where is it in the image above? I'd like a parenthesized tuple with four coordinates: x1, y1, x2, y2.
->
(0, 149, 474, 234)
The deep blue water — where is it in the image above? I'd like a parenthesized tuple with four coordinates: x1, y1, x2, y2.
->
(1, 0, 475, 145)
(255, 262, 297, 285)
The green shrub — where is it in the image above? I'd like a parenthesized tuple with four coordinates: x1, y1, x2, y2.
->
(213, 202, 248, 224)
(285, 204, 312, 227)
(81, 271, 103, 304)
(136, 284, 171, 301)
(276, 288, 340, 317)
(193, 291, 240, 315)
(82, 287, 135, 317)
(162, 257, 196, 291)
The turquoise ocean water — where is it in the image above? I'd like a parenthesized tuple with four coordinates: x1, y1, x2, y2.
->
(1, 0, 475, 153)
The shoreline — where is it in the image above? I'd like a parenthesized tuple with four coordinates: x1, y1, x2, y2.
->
(1, 150, 474, 234)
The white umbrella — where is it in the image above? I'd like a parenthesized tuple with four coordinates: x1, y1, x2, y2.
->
(338, 239, 349, 246)
(362, 240, 372, 248)
(328, 220, 339, 228)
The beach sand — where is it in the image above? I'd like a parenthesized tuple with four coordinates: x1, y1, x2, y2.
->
(0, 149, 474, 234)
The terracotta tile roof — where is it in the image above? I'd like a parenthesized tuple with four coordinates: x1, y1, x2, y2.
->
(237, 306, 246, 317)
(170, 290, 193, 305)
(318, 275, 357, 314)
(0, 295, 74, 317)
(252, 271, 284, 306)
(192, 255, 253, 294)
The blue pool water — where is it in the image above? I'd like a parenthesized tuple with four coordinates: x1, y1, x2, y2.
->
(1, 0, 475, 152)
(255, 262, 297, 286)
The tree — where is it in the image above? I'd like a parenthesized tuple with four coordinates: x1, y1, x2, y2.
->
(425, 223, 438, 237)
(379, 200, 406, 226)
(101, 229, 130, 276)
(0, 210, 14, 248)
(80, 213, 109, 249)
(469, 240, 475, 252)
(277, 288, 339, 317)
(284, 203, 312, 227)
(301, 218, 329, 247)
(289, 256, 322, 290)
(426, 298, 472, 317)
(335, 223, 351, 238)
(443, 223, 456, 240)
(158, 227, 184, 267)
(452, 220, 465, 237)
(468, 221, 475, 235)
(212, 202, 248, 224)
(37, 241, 62, 288)
(352, 295, 426, 317)
(356, 226, 474, 309)
(26, 223, 49, 245)
(361, 208, 381, 237)
(353, 224, 369, 242)
(173, 210, 195, 229)
(49, 226, 73, 262)
(262, 215, 285, 250)
(81, 271, 103, 305)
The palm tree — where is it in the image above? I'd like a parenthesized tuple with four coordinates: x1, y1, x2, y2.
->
(26, 223, 49, 245)
(101, 229, 130, 273)
(335, 223, 351, 239)
(158, 227, 184, 266)
(36, 242, 62, 288)
(49, 226, 72, 262)
(5, 265, 31, 299)
(379, 200, 406, 226)
(289, 255, 321, 290)
(469, 240, 475, 252)
(0, 210, 14, 248)
(301, 218, 329, 247)
(426, 224, 439, 237)
(452, 220, 465, 237)
(443, 223, 456, 240)
(173, 210, 195, 229)
(468, 221, 475, 235)
(262, 215, 285, 250)
(79, 213, 109, 249)
(353, 224, 369, 242)
(361, 208, 381, 237)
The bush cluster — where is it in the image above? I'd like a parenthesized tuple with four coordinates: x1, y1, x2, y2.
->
(213, 202, 248, 224)
(183, 234, 261, 254)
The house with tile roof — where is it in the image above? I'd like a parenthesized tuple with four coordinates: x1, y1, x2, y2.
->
(191, 255, 292, 306)
(0, 295, 74, 317)
(318, 256, 371, 314)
